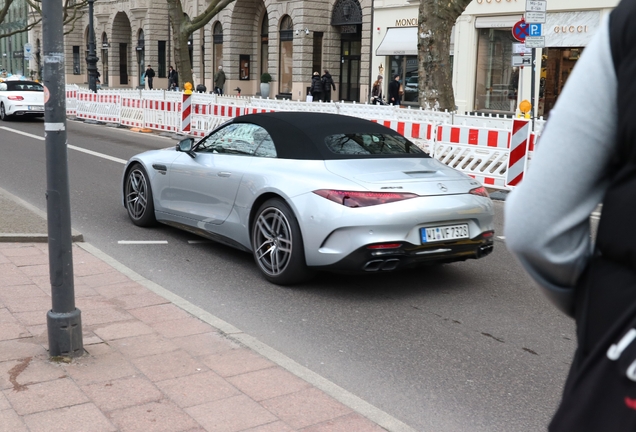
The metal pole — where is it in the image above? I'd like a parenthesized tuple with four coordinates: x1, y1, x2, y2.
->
(43, 0, 83, 358)
(86, 0, 99, 92)
(518, 66, 523, 116)
(530, 48, 536, 119)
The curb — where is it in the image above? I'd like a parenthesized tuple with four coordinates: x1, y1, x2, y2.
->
(78, 242, 418, 432)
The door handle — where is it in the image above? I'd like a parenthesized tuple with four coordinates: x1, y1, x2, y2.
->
(217, 172, 231, 177)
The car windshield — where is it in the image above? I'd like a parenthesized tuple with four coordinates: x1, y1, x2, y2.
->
(6, 82, 43, 92)
(324, 133, 427, 156)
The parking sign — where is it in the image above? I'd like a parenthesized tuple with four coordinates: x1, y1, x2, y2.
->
(529, 23, 542, 37)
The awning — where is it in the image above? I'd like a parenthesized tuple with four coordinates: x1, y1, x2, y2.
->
(376, 27, 418, 56)
(376, 26, 455, 56)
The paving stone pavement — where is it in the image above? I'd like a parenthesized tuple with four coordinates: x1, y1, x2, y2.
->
(0, 186, 413, 432)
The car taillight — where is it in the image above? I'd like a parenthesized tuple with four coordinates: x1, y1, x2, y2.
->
(8, 96, 23, 101)
(469, 186, 489, 198)
(313, 190, 418, 208)
(367, 243, 402, 250)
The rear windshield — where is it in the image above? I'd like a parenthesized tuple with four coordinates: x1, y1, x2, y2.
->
(324, 133, 427, 156)
(6, 82, 43, 92)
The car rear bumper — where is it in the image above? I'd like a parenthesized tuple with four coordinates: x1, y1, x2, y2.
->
(7, 105, 44, 116)
(310, 232, 494, 273)
(292, 192, 495, 267)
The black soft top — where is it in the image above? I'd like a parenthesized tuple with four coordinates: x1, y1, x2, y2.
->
(4, 81, 43, 91)
(231, 111, 418, 160)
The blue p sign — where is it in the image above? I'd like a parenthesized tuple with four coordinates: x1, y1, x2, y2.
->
(529, 24, 542, 37)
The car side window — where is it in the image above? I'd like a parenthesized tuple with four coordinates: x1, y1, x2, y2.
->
(196, 123, 276, 158)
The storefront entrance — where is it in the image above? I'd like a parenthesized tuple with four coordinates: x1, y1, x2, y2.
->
(539, 47, 582, 118)
(119, 43, 128, 85)
(339, 35, 361, 101)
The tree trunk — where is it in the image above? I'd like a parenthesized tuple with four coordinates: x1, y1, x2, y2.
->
(418, 0, 471, 111)
(166, 0, 193, 90)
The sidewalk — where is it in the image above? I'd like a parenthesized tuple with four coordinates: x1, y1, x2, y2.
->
(0, 187, 411, 432)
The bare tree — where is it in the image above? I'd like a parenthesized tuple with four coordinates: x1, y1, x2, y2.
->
(166, 0, 235, 90)
(418, 0, 471, 111)
(0, 0, 88, 39)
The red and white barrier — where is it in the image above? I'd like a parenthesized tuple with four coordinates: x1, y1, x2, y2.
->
(433, 124, 511, 189)
(120, 98, 144, 128)
(506, 119, 530, 188)
(374, 120, 434, 141)
(76, 92, 121, 123)
(66, 87, 78, 116)
(181, 93, 192, 133)
(64, 87, 540, 191)
(143, 99, 181, 132)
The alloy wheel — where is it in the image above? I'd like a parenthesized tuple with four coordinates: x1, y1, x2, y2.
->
(253, 207, 293, 276)
(126, 169, 149, 220)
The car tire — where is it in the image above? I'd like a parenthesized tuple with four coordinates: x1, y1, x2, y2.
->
(252, 198, 313, 285)
(124, 164, 156, 227)
(0, 103, 10, 121)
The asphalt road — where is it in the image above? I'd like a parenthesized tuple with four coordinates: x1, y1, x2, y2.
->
(0, 117, 576, 431)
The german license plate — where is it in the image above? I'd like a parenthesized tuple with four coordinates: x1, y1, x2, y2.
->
(421, 224, 469, 243)
(28, 106, 44, 111)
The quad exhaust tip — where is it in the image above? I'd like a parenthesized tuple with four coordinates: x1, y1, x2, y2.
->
(363, 259, 400, 272)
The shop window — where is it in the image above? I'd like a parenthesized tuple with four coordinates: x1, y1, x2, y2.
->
(389, 55, 419, 104)
(73, 46, 81, 75)
(312, 32, 323, 75)
(474, 28, 518, 113)
(279, 15, 293, 95)
(240, 54, 250, 80)
(158, 41, 166, 77)
(213, 22, 223, 72)
(261, 14, 269, 77)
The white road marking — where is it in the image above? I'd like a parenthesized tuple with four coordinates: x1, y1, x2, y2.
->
(1, 126, 127, 164)
(118, 240, 168, 245)
(497, 236, 505, 240)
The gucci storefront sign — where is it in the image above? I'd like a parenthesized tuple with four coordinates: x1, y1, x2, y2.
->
(545, 11, 600, 47)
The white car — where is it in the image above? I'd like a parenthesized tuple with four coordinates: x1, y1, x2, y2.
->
(0, 80, 45, 120)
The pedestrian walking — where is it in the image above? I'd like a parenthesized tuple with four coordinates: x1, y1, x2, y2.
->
(321, 70, 336, 102)
(387, 74, 402, 106)
(505, 2, 636, 430)
(310, 72, 323, 102)
(214, 66, 226, 95)
(168, 66, 179, 91)
(145, 65, 155, 90)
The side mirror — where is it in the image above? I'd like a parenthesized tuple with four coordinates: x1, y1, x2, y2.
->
(176, 138, 195, 158)
(0, 83, 7, 91)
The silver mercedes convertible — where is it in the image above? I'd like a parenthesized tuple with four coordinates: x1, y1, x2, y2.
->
(122, 112, 494, 284)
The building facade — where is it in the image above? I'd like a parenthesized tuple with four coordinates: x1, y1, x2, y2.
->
(0, 0, 31, 77)
(27, 0, 374, 102)
(372, 0, 618, 115)
(454, 0, 618, 116)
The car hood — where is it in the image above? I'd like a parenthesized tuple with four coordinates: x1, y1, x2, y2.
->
(324, 158, 482, 196)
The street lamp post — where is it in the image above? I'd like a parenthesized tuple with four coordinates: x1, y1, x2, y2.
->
(86, 0, 100, 92)
(43, 0, 83, 359)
